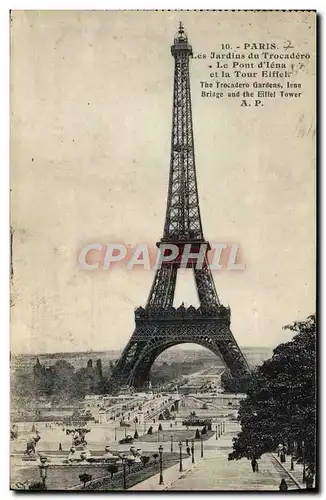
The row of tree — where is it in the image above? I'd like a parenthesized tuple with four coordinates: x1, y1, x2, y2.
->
(229, 314, 316, 483)
(13, 356, 210, 404)
(32, 358, 110, 400)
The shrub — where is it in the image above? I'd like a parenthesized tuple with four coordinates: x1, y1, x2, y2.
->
(141, 456, 150, 467)
(28, 482, 46, 491)
(107, 464, 118, 479)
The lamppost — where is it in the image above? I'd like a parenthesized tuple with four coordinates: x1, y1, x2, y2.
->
(159, 445, 164, 485)
(39, 456, 49, 490)
(171, 434, 174, 453)
(191, 439, 195, 464)
(178, 441, 183, 472)
(200, 436, 204, 458)
(121, 453, 127, 490)
(218, 423, 221, 437)
(215, 425, 218, 440)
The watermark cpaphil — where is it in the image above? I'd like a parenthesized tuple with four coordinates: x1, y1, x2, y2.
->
(78, 243, 245, 271)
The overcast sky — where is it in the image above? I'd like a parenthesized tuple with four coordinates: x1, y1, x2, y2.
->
(11, 10, 315, 354)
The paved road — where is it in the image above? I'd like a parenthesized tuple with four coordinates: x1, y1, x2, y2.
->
(167, 426, 299, 491)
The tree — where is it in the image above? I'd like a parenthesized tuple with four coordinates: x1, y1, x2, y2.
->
(96, 359, 103, 378)
(32, 360, 55, 396)
(52, 360, 76, 396)
(230, 315, 316, 480)
(158, 423, 163, 431)
(147, 426, 153, 435)
(195, 429, 200, 439)
(94, 359, 104, 393)
(221, 371, 252, 393)
(134, 430, 139, 439)
(141, 456, 150, 467)
(33, 358, 42, 377)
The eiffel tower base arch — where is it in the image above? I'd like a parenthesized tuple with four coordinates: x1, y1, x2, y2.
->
(107, 310, 250, 395)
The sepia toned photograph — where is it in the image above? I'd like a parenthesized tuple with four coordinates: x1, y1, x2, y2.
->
(10, 10, 316, 491)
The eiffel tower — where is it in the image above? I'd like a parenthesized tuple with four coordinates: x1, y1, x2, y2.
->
(107, 23, 250, 394)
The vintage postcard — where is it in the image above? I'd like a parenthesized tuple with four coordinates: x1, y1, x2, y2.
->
(10, 10, 316, 491)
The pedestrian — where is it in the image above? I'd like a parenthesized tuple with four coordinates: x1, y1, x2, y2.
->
(279, 479, 288, 491)
(186, 439, 189, 447)
(186, 446, 190, 456)
(59, 443, 62, 451)
(305, 473, 314, 489)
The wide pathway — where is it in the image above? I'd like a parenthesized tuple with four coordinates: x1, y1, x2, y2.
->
(166, 427, 299, 491)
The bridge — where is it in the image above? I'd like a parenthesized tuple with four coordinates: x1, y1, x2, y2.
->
(143, 395, 181, 422)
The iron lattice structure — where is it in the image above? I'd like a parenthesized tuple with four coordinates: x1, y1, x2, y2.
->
(107, 24, 251, 393)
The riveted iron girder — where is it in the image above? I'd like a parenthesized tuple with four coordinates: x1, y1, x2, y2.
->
(107, 25, 250, 395)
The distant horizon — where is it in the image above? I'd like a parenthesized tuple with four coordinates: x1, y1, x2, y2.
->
(11, 344, 275, 357)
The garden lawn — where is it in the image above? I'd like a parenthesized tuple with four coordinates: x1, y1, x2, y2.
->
(137, 429, 214, 443)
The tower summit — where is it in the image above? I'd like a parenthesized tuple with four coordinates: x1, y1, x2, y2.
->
(107, 26, 250, 393)
(171, 22, 193, 56)
(163, 22, 203, 243)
